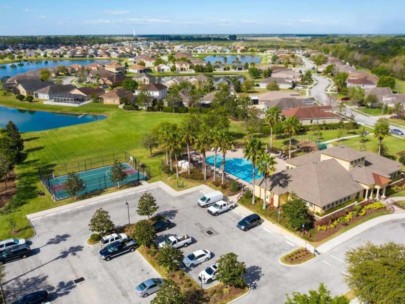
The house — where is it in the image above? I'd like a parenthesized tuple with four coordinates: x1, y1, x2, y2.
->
(104, 62, 125, 74)
(132, 74, 155, 85)
(347, 72, 378, 89)
(365, 87, 393, 104)
(199, 91, 217, 107)
(15, 79, 53, 96)
(135, 83, 168, 100)
(187, 74, 209, 87)
(128, 64, 148, 74)
(254, 146, 401, 214)
(382, 94, 405, 107)
(260, 97, 314, 111)
(69, 87, 105, 100)
(175, 61, 191, 72)
(100, 88, 134, 105)
(34, 84, 76, 100)
(85, 63, 102, 71)
(257, 77, 293, 89)
(282, 106, 340, 125)
(155, 64, 171, 73)
(254, 91, 302, 110)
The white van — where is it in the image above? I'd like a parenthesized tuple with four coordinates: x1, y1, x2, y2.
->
(198, 191, 223, 207)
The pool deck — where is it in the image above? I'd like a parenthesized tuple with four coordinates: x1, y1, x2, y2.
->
(205, 148, 287, 189)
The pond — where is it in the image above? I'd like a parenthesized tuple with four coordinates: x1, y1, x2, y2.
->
(0, 105, 106, 132)
(0, 59, 110, 78)
(204, 55, 261, 65)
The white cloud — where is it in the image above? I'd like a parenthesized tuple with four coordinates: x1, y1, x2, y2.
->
(104, 10, 130, 15)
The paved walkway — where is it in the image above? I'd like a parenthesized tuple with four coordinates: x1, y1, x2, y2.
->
(321, 134, 360, 144)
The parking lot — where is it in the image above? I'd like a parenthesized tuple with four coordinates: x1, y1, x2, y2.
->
(4, 183, 403, 303)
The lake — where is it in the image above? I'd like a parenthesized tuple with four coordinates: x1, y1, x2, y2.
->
(0, 105, 106, 132)
(204, 55, 261, 65)
(0, 59, 110, 78)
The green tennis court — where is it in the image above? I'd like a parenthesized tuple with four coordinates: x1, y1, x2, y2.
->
(46, 162, 147, 200)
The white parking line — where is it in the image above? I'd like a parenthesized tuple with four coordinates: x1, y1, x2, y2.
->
(330, 254, 345, 263)
(263, 228, 273, 234)
(322, 259, 348, 275)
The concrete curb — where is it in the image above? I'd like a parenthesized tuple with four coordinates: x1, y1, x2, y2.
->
(278, 248, 317, 267)
(227, 287, 251, 304)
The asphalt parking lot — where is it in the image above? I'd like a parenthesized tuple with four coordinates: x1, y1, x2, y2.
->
(4, 183, 405, 303)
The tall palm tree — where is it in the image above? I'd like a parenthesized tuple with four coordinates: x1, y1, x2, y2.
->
(217, 130, 234, 185)
(265, 107, 281, 152)
(167, 132, 184, 178)
(284, 116, 301, 159)
(374, 118, 390, 155)
(194, 126, 212, 180)
(158, 123, 178, 171)
(257, 153, 277, 210)
(211, 129, 221, 181)
(244, 137, 265, 205)
(180, 115, 200, 175)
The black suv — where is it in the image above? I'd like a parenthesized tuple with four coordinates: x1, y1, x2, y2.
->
(0, 244, 31, 264)
(153, 216, 172, 233)
(237, 214, 261, 231)
(99, 239, 137, 261)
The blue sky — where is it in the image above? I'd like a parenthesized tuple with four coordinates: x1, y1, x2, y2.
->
(0, 0, 404, 35)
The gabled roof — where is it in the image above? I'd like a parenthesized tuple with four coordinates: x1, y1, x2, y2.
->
(100, 88, 133, 99)
(143, 83, 167, 91)
(322, 146, 364, 162)
(35, 84, 75, 95)
(363, 151, 402, 176)
(72, 87, 105, 97)
(17, 79, 53, 91)
(365, 87, 393, 97)
(282, 106, 338, 120)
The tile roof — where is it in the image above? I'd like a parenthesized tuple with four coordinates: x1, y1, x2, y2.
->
(282, 106, 338, 120)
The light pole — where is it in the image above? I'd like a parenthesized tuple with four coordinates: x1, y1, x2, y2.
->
(277, 208, 281, 223)
(125, 201, 130, 225)
(200, 274, 205, 289)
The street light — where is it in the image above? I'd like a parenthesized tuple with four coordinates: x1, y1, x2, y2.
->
(200, 274, 205, 289)
(125, 201, 130, 225)
(277, 208, 281, 223)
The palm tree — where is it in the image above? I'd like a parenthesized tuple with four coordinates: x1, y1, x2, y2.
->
(217, 130, 234, 185)
(244, 137, 265, 204)
(180, 115, 200, 175)
(167, 132, 184, 178)
(194, 126, 212, 180)
(211, 129, 221, 181)
(257, 153, 277, 210)
(265, 107, 281, 152)
(158, 123, 178, 171)
(284, 116, 301, 159)
(374, 118, 390, 155)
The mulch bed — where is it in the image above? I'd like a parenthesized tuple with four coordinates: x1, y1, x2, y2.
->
(0, 172, 17, 208)
(283, 248, 315, 265)
(312, 208, 389, 242)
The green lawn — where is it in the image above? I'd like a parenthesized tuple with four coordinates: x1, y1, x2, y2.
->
(356, 107, 385, 116)
(389, 118, 405, 128)
(0, 97, 185, 239)
(395, 79, 405, 94)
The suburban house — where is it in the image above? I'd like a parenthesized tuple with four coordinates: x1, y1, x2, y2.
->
(199, 91, 217, 107)
(34, 84, 76, 100)
(128, 64, 148, 74)
(282, 106, 340, 125)
(85, 63, 102, 71)
(104, 62, 125, 74)
(15, 79, 53, 96)
(347, 72, 378, 89)
(96, 72, 125, 87)
(187, 74, 209, 87)
(155, 64, 171, 73)
(253, 91, 305, 110)
(175, 61, 191, 72)
(69, 87, 105, 100)
(135, 83, 168, 100)
(365, 87, 393, 104)
(257, 77, 294, 89)
(254, 146, 402, 214)
(132, 74, 155, 85)
(383, 94, 405, 107)
(100, 88, 134, 105)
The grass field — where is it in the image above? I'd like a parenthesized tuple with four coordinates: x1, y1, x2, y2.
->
(395, 79, 405, 94)
(0, 97, 185, 239)
(357, 107, 385, 116)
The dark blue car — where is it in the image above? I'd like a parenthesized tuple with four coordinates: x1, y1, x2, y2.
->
(237, 214, 261, 231)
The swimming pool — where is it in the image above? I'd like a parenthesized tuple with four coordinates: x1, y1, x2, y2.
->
(206, 155, 263, 184)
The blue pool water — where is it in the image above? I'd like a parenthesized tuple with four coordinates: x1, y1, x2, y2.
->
(206, 155, 263, 184)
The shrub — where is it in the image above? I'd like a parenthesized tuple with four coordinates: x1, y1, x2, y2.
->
(123, 104, 136, 110)
(399, 154, 405, 166)
(16, 94, 25, 101)
(243, 190, 253, 200)
(230, 181, 240, 193)
(25, 95, 34, 102)
(90, 233, 101, 242)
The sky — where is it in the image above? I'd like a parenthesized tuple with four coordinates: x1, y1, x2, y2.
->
(0, 0, 404, 35)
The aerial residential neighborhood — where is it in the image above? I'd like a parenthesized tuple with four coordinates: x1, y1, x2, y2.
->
(0, 1, 404, 304)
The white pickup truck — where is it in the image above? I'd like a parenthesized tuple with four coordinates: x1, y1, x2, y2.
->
(207, 200, 236, 216)
(158, 234, 193, 249)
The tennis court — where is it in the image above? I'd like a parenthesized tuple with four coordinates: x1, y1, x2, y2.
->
(47, 162, 147, 200)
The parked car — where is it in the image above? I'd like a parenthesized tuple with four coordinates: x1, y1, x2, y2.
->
(390, 128, 404, 136)
(12, 290, 49, 304)
(198, 263, 218, 284)
(158, 234, 192, 249)
(153, 216, 172, 233)
(100, 233, 128, 246)
(198, 191, 223, 207)
(135, 278, 163, 298)
(237, 214, 262, 231)
(0, 238, 26, 251)
(99, 239, 137, 261)
(182, 249, 212, 268)
(207, 200, 236, 216)
(0, 244, 31, 264)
